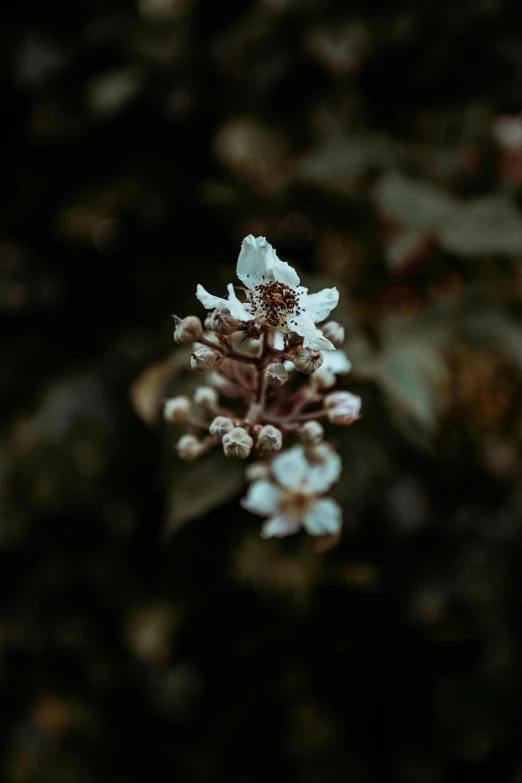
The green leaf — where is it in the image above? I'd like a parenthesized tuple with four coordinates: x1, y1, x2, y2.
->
(165, 451, 245, 534)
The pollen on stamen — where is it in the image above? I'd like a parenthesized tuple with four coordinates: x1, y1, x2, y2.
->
(253, 281, 300, 327)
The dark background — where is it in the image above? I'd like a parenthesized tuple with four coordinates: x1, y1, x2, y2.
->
(2, 1, 522, 781)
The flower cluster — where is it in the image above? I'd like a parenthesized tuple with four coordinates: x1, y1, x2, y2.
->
(166, 236, 361, 539)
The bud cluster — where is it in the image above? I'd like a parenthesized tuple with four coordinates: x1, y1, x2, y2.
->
(164, 237, 361, 540)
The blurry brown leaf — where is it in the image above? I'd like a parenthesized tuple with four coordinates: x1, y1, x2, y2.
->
(130, 350, 190, 425)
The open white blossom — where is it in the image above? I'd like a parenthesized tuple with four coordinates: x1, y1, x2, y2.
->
(196, 235, 339, 351)
(241, 444, 343, 538)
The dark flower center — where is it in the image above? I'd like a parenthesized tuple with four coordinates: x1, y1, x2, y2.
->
(253, 281, 302, 327)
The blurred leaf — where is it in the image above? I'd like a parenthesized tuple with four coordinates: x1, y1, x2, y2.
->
(130, 350, 190, 425)
(86, 68, 142, 116)
(375, 171, 455, 230)
(386, 227, 429, 270)
(462, 311, 522, 369)
(356, 312, 452, 434)
(305, 22, 371, 75)
(439, 195, 522, 255)
(165, 451, 244, 533)
(298, 134, 397, 198)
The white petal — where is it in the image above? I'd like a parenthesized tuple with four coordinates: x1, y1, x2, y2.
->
(226, 283, 254, 321)
(303, 498, 342, 536)
(304, 448, 342, 493)
(196, 284, 229, 311)
(284, 360, 296, 372)
(302, 288, 339, 322)
(322, 349, 352, 374)
(292, 313, 334, 351)
(273, 329, 286, 350)
(241, 480, 282, 516)
(261, 514, 301, 538)
(271, 445, 310, 490)
(236, 235, 277, 288)
(272, 257, 300, 288)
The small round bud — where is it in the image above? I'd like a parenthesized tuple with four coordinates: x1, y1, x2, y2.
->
(265, 362, 289, 388)
(209, 415, 234, 440)
(325, 391, 362, 425)
(245, 461, 271, 482)
(298, 420, 324, 445)
(324, 391, 356, 409)
(176, 434, 205, 461)
(163, 395, 191, 424)
(310, 366, 336, 391)
(257, 425, 283, 453)
(194, 386, 219, 410)
(291, 346, 324, 374)
(204, 314, 214, 331)
(222, 427, 253, 459)
(190, 346, 219, 372)
(174, 316, 203, 345)
(321, 321, 345, 347)
(209, 307, 242, 335)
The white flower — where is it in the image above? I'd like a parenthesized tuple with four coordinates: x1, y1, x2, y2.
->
(321, 349, 352, 374)
(310, 348, 352, 389)
(241, 444, 343, 538)
(196, 235, 339, 351)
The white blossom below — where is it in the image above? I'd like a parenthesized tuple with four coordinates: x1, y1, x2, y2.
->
(241, 444, 343, 538)
(196, 235, 339, 351)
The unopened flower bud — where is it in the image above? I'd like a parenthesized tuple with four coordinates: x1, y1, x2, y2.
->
(257, 425, 283, 453)
(173, 316, 203, 345)
(222, 427, 253, 459)
(204, 314, 214, 331)
(194, 386, 219, 410)
(324, 391, 355, 409)
(209, 415, 234, 440)
(176, 434, 205, 461)
(298, 420, 324, 445)
(310, 366, 336, 390)
(191, 346, 219, 371)
(245, 461, 270, 482)
(291, 346, 324, 374)
(325, 391, 362, 425)
(209, 307, 242, 335)
(163, 395, 191, 424)
(265, 362, 289, 388)
(321, 321, 345, 347)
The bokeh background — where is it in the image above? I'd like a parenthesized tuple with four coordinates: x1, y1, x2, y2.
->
(2, 1, 522, 781)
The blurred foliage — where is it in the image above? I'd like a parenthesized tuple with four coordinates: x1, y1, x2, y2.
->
(2, 0, 522, 781)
